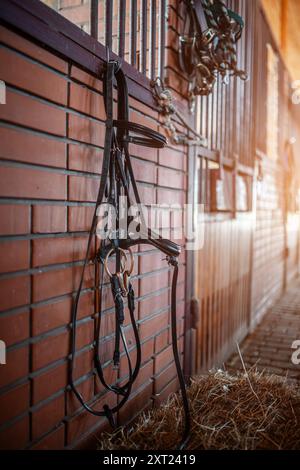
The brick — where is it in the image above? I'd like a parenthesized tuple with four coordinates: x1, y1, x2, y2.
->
(170, 316, 184, 344)
(139, 311, 169, 341)
(157, 167, 184, 189)
(130, 158, 156, 185)
(139, 270, 169, 297)
(97, 336, 116, 365)
(67, 376, 94, 415)
(31, 424, 65, 450)
(0, 415, 29, 450)
(139, 251, 166, 274)
(132, 361, 153, 394)
(158, 147, 185, 171)
(154, 345, 173, 374)
(141, 337, 155, 365)
(0, 126, 66, 168)
(0, 345, 29, 388)
(72, 348, 94, 381)
(32, 291, 93, 335)
(75, 319, 94, 348)
(154, 377, 179, 407)
(0, 166, 67, 200)
(151, 205, 172, 231)
(70, 82, 105, 120)
(95, 309, 117, 340)
(175, 282, 185, 302)
(68, 113, 105, 146)
(155, 328, 170, 354)
(130, 96, 158, 121)
(32, 362, 68, 404)
(32, 320, 93, 370)
(95, 363, 118, 395)
(166, 46, 181, 72)
(68, 205, 94, 231)
(33, 205, 67, 233)
(0, 381, 30, 425)
(32, 330, 69, 370)
(120, 359, 153, 395)
(0, 90, 66, 136)
(164, 71, 186, 97)
(60, 0, 82, 7)
(0, 240, 29, 274)
(154, 362, 177, 394)
(0, 26, 67, 73)
(134, 184, 155, 205)
(170, 208, 183, 229)
(32, 235, 88, 267)
(61, 3, 90, 24)
(72, 419, 111, 449)
(0, 47, 67, 104)
(0, 275, 30, 311)
(157, 187, 184, 205)
(32, 394, 65, 440)
(167, 6, 183, 30)
(130, 143, 158, 163)
(69, 175, 99, 202)
(118, 382, 153, 425)
(70, 65, 102, 92)
(0, 204, 30, 235)
(175, 297, 185, 319)
(66, 391, 116, 444)
(131, 110, 158, 132)
(32, 298, 71, 336)
(32, 264, 94, 302)
(68, 143, 103, 174)
(139, 290, 169, 320)
(0, 309, 29, 346)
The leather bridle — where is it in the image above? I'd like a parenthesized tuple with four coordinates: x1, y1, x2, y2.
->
(70, 60, 190, 449)
(179, 0, 247, 107)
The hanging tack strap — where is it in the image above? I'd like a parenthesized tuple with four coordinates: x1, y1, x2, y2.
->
(178, 0, 248, 105)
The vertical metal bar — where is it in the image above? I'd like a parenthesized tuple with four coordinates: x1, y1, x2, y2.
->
(141, 0, 148, 74)
(130, 0, 137, 66)
(119, 0, 126, 58)
(150, 0, 156, 79)
(184, 144, 199, 378)
(90, 0, 99, 39)
(160, 0, 166, 79)
(106, 0, 113, 50)
(199, 153, 203, 204)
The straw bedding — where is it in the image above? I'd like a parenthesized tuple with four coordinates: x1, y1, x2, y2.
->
(99, 370, 300, 450)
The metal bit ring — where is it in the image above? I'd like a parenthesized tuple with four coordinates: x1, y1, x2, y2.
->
(104, 247, 134, 278)
(104, 248, 127, 278)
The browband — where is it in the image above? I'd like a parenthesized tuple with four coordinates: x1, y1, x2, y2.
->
(113, 120, 167, 148)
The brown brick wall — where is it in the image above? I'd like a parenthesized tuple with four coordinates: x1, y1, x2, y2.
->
(0, 20, 187, 449)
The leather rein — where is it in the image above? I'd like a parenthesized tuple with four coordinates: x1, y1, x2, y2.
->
(70, 60, 190, 449)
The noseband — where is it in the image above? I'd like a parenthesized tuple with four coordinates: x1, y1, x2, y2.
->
(70, 60, 190, 449)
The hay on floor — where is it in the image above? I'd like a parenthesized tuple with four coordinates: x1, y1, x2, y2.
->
(99, 370, 300, 450)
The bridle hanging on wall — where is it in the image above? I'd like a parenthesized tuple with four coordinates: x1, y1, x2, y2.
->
(179, 0, 248, 110)
(69, 58, 190, 449)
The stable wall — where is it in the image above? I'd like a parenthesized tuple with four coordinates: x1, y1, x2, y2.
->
(0, 16, 187, 449)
